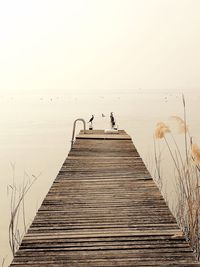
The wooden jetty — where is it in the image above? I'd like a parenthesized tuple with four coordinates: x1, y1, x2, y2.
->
(10, 130, 200, 266)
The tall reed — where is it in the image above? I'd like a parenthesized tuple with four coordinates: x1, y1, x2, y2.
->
(8, 165, 39, 256)
(1, 257, 6, 267)
(153, 95, 200, 259)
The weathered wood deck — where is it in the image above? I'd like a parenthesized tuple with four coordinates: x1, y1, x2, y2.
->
(10, 130, 200, 266)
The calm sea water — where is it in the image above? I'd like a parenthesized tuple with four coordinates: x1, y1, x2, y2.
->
(1, 91, 200, 266)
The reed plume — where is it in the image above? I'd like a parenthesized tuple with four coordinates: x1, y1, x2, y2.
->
(191, 143, 200, 164)
(170, 116, 188, 134)
(154, 122, 170, 139)
(153, 94, 200, 260)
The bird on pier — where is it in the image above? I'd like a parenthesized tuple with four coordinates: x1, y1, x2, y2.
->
(88, 115, 94, 123)
(102, 113, 105, 117)
(110, 112, 116, 128)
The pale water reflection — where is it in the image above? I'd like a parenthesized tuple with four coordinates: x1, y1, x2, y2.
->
(0, 91, 200, 266)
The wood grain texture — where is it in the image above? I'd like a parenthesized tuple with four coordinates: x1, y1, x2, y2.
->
(10, 130, 200, 266)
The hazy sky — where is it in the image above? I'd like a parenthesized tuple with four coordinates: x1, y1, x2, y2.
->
(0, 0, 200, 94)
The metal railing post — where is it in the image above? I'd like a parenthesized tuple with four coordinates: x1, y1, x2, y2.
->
(71, 118, 86, 149)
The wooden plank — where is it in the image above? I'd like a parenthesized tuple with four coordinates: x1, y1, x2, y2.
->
(9, 130, 200, 266)
(76, 130, 132, 140)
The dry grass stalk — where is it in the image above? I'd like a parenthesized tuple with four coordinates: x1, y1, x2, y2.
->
(153, 137, 163, 190)
(8, 165, 40, 256)
(153, 95, 200, 259)
(1, 257, 6, 267)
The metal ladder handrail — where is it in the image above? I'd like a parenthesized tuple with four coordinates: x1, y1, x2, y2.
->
(71, 118, 86, 148)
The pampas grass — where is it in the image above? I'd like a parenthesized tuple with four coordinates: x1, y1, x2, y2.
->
(192, 143, 200, 165)
(154, 122, 170, 139)
(153, 95, 200, 259)
(170, 115, 188, 134)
